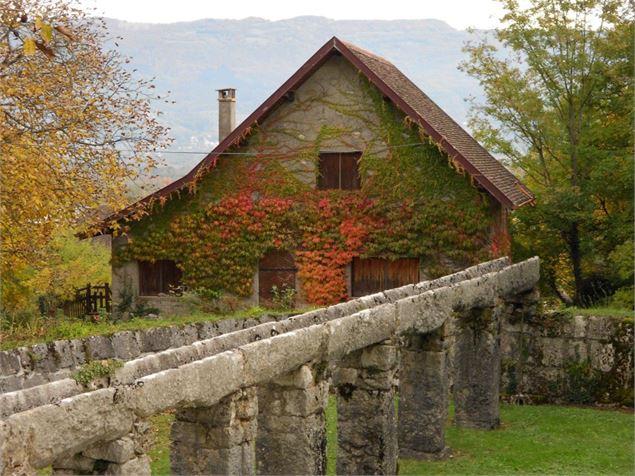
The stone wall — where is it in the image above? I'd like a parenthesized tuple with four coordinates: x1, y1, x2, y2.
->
(2, 257, 536, 475)
(0, 314, 290, 395)
(501, 301, 634, 405)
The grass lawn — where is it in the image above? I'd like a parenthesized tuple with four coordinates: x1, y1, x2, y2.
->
(566, 307, 634, 319)
(147, 398, 633, 475)
(0, 307, 302, 350)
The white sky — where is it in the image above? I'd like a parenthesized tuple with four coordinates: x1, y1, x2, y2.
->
(81, 0, 507, 30)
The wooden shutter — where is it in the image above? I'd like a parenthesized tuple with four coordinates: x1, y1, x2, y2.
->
(139, 260, 182, 295)
(340, 152, 360, 190)
(317, 153, 340, 190)
(259, 251, 297, 301)
(318, 152, 361, 190)
(352, 258, 420, 297)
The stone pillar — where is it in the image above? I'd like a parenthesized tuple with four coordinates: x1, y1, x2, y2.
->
(398, 327, 450, 459)
(170, 387, 257, 475)
(333, 341, 398, 475)
(53, 420, 153, 475)
(256, 364, 329, 475)
(453, 305, 501, 429)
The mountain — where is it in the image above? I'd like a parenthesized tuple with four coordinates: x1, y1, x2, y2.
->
(105, 16, 489, 174)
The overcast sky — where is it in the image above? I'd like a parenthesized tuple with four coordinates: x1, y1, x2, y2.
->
(81, 0, 507, 30)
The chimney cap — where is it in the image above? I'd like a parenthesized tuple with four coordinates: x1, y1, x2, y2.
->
(217, 88, 236, 100)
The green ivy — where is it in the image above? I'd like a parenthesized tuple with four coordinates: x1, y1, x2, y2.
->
(116, 76, 499, 303)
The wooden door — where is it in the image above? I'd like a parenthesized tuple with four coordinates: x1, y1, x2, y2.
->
(258, 251, 297, 302)
(352, 257, 420, 297)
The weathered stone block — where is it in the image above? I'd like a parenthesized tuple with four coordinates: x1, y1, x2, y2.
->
(0, 374, 22, 393)
(453, 307, 500, 429)
(0, 351, 21, 376)
(360, 344, 397, 371)
(280, 382, 328, 417)
(138, 327, 176, 353)
(242, 327, 325, 386)
(327, 305, 396, 360)
(336, 341, 398, 475)
(257, 365, 329, 475)
(180, 324, 199, 345)
(69, 339, 87, 366)
(104, 455, 151, 475)
(170, 420, 208, 446)
(171, 388, 257, 475)
(256, 413, 326, 475)
(271, 364, 313, 389)
(399, 344, 448, 459)
(590, 342, 615, 372)
(85, 335, 115, 361)
(572, 315, 588, 339)
(83, 436, 135, 463)
(539, 338, 565, 367)
(22, 372, 47, 389)
(30, 343, 57, 373)
(587, 316, 617, 341)
(396, 291, 453, 334)
(111, 332, 141, 360)
(196, 321, 219, 340)
(52, 453, 96, 472)
(206, 420, 256, 448)
(565, 340, 588, 362)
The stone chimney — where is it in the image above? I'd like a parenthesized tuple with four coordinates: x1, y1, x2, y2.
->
(217, 88, 236, 142)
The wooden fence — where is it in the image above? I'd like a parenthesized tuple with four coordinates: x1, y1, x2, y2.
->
(63, 283, 111, 318)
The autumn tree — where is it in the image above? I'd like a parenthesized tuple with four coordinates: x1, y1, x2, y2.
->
(0, 0, 170, 315)
(461, 0, 633, 305)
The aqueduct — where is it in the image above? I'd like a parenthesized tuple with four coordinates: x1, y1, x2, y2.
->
(0, 256, 539, 475)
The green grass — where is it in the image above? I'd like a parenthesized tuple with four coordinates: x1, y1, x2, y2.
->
(401, 403, 633, 475)
(0, 307, 303, 351)
(566, 306, 634, 319)
(149, 411, 175, 476)
(147, 398, 633, 475)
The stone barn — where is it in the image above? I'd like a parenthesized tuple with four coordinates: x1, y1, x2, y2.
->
(101, 37, 534, 313)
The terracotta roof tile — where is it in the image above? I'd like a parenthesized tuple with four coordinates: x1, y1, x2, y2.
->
(342, 41, 534, 208)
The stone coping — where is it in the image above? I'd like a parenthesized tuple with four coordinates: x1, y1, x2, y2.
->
(0, 257, 517, 419)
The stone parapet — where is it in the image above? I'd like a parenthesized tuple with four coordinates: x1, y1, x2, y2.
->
(0, 257, 538, 475)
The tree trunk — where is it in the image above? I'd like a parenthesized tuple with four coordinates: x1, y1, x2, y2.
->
(568, 222, 584, 305)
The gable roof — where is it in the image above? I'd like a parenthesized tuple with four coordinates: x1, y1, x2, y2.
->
(104, 37, 534, 229)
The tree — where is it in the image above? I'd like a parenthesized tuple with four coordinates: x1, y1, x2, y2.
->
(0, 1, 170, 315)
(461, 0, 633, 305)
(1, 228, 110, 320)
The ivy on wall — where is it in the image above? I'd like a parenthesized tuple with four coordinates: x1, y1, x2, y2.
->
(117, 75, 500, 305)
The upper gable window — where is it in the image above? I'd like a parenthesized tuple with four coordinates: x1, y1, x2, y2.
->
(317, 152, 361, 190)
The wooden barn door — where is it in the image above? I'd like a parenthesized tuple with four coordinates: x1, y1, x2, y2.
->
(352, 257, 420, 297)
(258, 251, 297, 303)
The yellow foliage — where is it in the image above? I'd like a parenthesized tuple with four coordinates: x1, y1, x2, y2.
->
(23, 37, 36, 55)
(1, 230, 111, 315)
(1, 0, 170, 316)
(40, 23, 53, 43)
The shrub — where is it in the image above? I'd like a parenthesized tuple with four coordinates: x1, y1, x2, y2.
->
(270, 285, 296, 310)
(73, 359, 123, 386)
